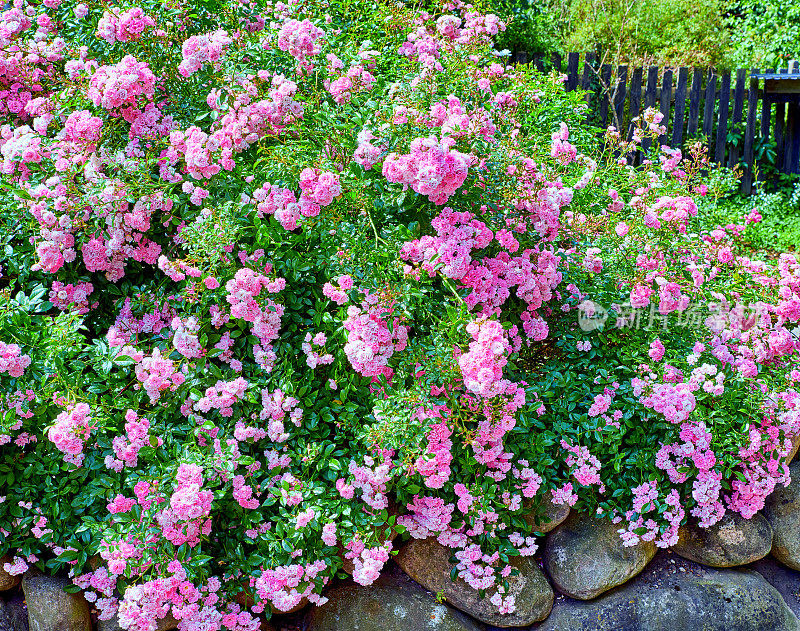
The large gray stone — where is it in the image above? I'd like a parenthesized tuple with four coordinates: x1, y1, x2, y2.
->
(0, 598, 28, 631)
(230, 580, 307, 615)
(751, 556, 800, 619)
(96, 617, 121, 631)
(672, 512, 772, 567)
(98, 612, 177, 631)
(21, 575, 91, 631)
(764, 462, 800, 570)
(523, 497, 570, 535)
(395, 537, 553, 626)
(306, 566, 483, 631)
(530, 553, 800, 631)
(0, 556, 20, 592)
(99, 613, 273, 631)
(787, 434, 800, 465)
(543, 512, 656, 600)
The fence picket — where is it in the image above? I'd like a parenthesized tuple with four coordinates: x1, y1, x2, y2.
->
(641, 67, 659, 155)
(687, 69, 704, 137)
(659, 69, 673, 146)
(552, 52, 562, 73)
(790, 110, 800, 174)
(741, 71, 760, 194)
(614, 65, 628, 130)
(627, 67, 644, 140)
(758, 69, 777, 181)
(672, 67, 689, 148)
(702, 71, 717, 157)
(775, 66, 788, 172)
(715, 71, 731, 165)
(581, 53, 596, 91)
(566, 52, 580, 91)
(728, 68, 747, 169)
(599, 64, 613, 127)
(789, 61, 800, 174)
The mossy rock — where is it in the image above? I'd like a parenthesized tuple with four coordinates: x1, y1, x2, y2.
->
(543, 512, 656, 600)
(396, 537, 553, 626)
(672, 512, 772, 567)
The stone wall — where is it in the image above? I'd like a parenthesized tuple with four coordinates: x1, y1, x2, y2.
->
(4, 462, 800, 631)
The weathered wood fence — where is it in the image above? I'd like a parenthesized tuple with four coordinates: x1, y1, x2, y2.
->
(513, 52, 800, 194)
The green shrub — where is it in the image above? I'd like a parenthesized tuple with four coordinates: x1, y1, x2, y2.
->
(727, 0, 800, 69)
(703, 179, 800, 253)
(553, 0, 733, 68)
(479, 0, 561, 56)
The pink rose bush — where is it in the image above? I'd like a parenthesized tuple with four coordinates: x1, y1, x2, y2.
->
(97, 7, 156, 44)
(47, 402, 95, 467)
(0, 342, 31, 378)
(1, 0, 799, 627)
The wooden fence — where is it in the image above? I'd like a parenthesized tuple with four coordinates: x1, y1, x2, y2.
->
(513, 52, 800, 194)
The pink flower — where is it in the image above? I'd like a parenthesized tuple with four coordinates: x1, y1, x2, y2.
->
(382, 136, 470, 205)
(336, 478, 355, 499)
(47, 403, 95, 467)
(457, 318, 511, 398)
(0, 342, 31, 378)
(321, 522, 337, 546)
(178, 30, 233, 77)
(107, 495, 136, 514)
(648, 339, 666, 362)
(97, 7, 155, 44)
(343, 296, 408, 378)
(551, 483, 578, 506)
(87, 56, 156, 112)
(277, 18, 326, 70)
(629, 284, 652, 309)
(295, 507, 315, 528)
(588, 393, 612, 417)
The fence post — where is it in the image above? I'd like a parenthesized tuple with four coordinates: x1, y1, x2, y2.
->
(788, 60, 800, 175)
(741, 71, 760, 194)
